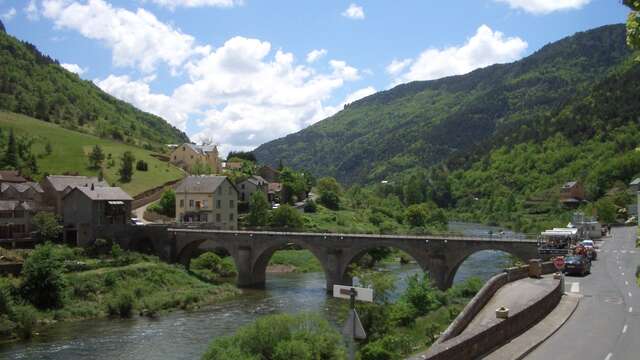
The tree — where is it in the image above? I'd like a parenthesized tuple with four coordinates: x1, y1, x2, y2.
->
(316, 177, 341, 196)
(32, 212, 62, 242)
(405, 204, 429, 227)
(319, 191, 340, 210)
(88, 144, 105, 169)
(158, 189, 176, 217)
(269, 205, 304, 229)
(118, 151, 135, 182)
(625, 1, 640, 53)
(20, 242, 66, 309)
(247, 191, 269, 226)
(136, 159, 148, 171)
(44, 141, 53, 155)
(3, 128, 18, 168)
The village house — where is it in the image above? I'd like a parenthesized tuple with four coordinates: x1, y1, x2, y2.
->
(223, 161, 243, 171)
(0, 182, 53, 241)
(257, 165, 280, 183)
(559, 181, 585, 208)
(169, 143, 222, 174)
(268, 182, 282, 203)
(175, 175, 238, 230)
(0, 170, 26, 184)
(237, 175, 268, 202)
(41, 175, 109, 215)
(62, 185, 133, 246)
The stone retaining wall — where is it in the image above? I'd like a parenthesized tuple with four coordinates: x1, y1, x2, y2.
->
(418, 261, 560, 359)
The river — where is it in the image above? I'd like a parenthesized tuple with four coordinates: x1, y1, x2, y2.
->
(0, 222, 516, 360)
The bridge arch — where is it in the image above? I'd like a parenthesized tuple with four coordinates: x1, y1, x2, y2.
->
(338, 240, 436, 288)
(441, 242, 539, 289)
(249, 239, 329, 288)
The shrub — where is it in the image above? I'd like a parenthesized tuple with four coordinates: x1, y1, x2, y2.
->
(303, 199, 317, 213)
(269, 205, 304, 229)
(389, 300, 418, 327)
(31, 212, 62, 242)
(405, 204, 428, 228)
(401, 274, 441, 316)
(12, 305, 36, 340)
(106, 290, 135, 318)
(20, 242, 66, 309)
(0, 280, 13, 316)
(359, 340, 394, 360)
(136, 160, 149, 171)
(202, 313, 345, 360)
(319, 191, 340, 210)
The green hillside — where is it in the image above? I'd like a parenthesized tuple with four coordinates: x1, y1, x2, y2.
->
(254, 24, 631, 185)
(0, 24, 188, 149)
(0, 111, 184, 197)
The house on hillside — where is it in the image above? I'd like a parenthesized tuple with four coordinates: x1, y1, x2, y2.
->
(0, 200, 54, 241)
(238, 175, 268, 202)
(223, 161, 243, 171)
(268, 182, 282, 203)
(41, 175, 109, 215)
(0, 170, 26, 184)
(257, 165, 280, 183)
(62, 185, 133, 246)
(175, 175, 238, 230)
(169, 143, 222, 174)
(559, 181, 585, 208)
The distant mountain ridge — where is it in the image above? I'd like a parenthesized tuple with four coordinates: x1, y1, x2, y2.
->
(0, 25, 188, 149)
(254, 24, 632, 184)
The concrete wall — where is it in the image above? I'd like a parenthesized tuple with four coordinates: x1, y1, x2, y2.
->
(418, 262, 561, 360)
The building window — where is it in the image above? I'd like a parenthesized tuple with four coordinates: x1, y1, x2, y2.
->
(241, 193, 245, 201)
(216, 200, 221, 209)
(241, 184, 245, 189)
(195, 201, 201, 208)
(230, 200, 234, 208)
(216, 213, 221, 222)
(189, 200, 194, 208)
(173, 156, 176, 160)
(203, 200, 208, 208)
(191, 155, 194, 159)
(201, 213, 208, 222)
(180, 199, 184, 208)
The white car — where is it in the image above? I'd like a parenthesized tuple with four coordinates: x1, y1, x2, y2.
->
(272, 203, 280, 209)
(131, 217, 144, 226)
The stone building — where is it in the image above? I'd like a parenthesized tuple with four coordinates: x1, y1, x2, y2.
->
(175, 176, 238, 230)
(257, 165, 280, 183)
(559, 181, 585, 208)
(62, 185, 133, 246)
(41, 175, 108, 215)
(0, 182, 53, 240)
(169, 143, 222, 174)
(237, 175, 268, 202)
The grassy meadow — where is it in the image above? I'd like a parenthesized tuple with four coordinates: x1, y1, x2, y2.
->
(0, 111, 184, 196)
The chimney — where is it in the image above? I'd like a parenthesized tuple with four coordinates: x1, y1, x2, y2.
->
(91, 183, 95, 191)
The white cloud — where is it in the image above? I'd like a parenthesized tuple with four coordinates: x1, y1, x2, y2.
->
(344, 86, 375, 104)
(329, 60, 360, 81)
(1, 7, 16, 21)
(306, 48, 327, 63)
(41, 0, 206, 73)
(386, 58, 412, 75)
(495, 0, 590, 14)
(25, 0, 39, 21)
(146, 0, 242, 10)
(95, 74, 190, 130)
(342, 3, 364, 20)
(94, 35, 360, 153)
(61, 63, 86, 75)
(390, 25, 527, 84)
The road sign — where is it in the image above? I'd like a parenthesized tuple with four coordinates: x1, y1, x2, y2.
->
(554, 256, 565, 270)
(342, 309, 366, 340)
(333, 285, 373, 303)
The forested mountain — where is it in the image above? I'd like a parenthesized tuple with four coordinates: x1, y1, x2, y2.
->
(254, 24, 631, 185)
(0, 23, 188, 149)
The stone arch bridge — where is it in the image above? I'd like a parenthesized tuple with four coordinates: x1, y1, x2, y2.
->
(135, 228, 539, 291)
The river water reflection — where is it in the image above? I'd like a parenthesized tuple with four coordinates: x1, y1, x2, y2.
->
(0, 222, 515, 360)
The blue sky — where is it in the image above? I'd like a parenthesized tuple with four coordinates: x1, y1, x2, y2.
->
(0, 0, 630, 154)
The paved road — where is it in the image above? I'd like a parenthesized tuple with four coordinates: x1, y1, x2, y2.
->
(526, 226, 639, 360)
(132, 200, 155, 224)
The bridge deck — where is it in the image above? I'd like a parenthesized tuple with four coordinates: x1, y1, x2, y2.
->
(167, 228, 538, 243)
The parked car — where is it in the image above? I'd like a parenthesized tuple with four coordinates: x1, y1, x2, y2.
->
(563, 255, 591, 276)
(581, 240, 598, 260)
(131, 217, 144, 226)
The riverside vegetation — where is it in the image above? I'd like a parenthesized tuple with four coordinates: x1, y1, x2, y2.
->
(200, 268, 483, 360)
(0, 242, 239, 342)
